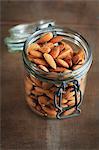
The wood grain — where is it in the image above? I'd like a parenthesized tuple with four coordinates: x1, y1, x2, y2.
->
(1, 1, 99, 150)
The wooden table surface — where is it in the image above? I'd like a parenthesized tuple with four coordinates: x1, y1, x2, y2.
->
(1, 1, 99, 150)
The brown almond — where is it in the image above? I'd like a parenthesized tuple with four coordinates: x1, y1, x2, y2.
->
(29, 50, 43, 58)
(30, 75, 42, 87)
(45, 90, 54, 99)
(39, 65, 49, 72)
(36, 104, 42, 111)
(40, 46, 51, 53)
(50, 36, 63, 44)
(38, 96, 49, 106)
(34, 87, 46, 94)
(62, 104, 68, 108)
(57, 44, 65, 51)
(39, 43, 54, 53)
(65, 91, 75, 100)
(50, 46, 60, 59)
(63, 69, 72, 73)
(67, 99, 80, 107)
(27, 43, 41, 52)
(37, 32, 53, 43)
(33, 58, 48, 67)
(73, 49, 85, 65)
(58, 49, 71, 59)
(62, 98, 68, 104)
(50, 67, 67, 72)
(56, 59, 69, 68)
(31, 90, 43, 96)
(78, 58, 85, 65)
(42, 106, 57, 117)
(43, 53, 56, 69)
(64, 56, 73, 67)
(72, 64, 82, 70)
(63, 108, 75, 116)
(42, 82, 53, 90)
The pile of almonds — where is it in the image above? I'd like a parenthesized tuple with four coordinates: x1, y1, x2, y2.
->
(27, 32, 85, 73)
(25, 75, 81, 118)
(24, 32, 86, 118)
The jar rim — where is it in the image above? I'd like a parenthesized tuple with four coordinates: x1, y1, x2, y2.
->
(22, 27, 92, 82)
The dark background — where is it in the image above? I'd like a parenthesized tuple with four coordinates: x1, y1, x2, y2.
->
(1, 0, 99, 150)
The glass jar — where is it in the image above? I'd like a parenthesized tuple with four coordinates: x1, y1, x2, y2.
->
(22, 25, 92, 119)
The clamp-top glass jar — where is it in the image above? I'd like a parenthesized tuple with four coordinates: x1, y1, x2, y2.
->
(22, 24, 92, 119)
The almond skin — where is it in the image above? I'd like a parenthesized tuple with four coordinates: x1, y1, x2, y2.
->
(50, 36, 63, 44)
(33, 58, 48, 67)
(39, 65, 49, 72)
(43, 53, 56, 69)
(56, 59, 69, 68)
(37, 32, 53, 43)
(50, 46, 60, 59)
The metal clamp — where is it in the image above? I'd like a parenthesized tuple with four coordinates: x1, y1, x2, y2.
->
(54, 80, 82, 119)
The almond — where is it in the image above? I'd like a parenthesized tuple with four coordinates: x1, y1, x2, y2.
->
(50, 36, 63, 44)
(64, 91, 75, 100)
(63, 108, 75, 116)
(50, 46, 60, 59)
(37, 32, 53, 43)
(29, 50, 43, 58)
(42, 106, 57, 117)
(56, 59, 69, 68)
(64, 56, 73, 67)
(45, 90, 54, 99)
(36, 104, 42, 111)
(62, 98, 68, 104)
(38, 96, 49, 106)
(42, 82, 53, 90)
(57, 44, 65, 51)
(39, 43, 54, 53)
(57, 49, 71, 59)
(39, 65, 49, 72)
(73, 49, 85, 64)
(63, 69, 72, 73)
(30, 75, 42, 87)
(27, 43, 41, 52)
(72, 64, 82, 70)
(43, 53, 56, 69)
(31, 90, 43, 96)
(67, 99, 80, 107)
(32, 58, 48, 67)
(63, 42, 73, 52)
(50, 67, 71, 72)
(34, 87, 46, 94)
(40, 46, 51, 53)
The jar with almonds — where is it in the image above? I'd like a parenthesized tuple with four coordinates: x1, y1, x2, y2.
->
(22, 26, 92, 119)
